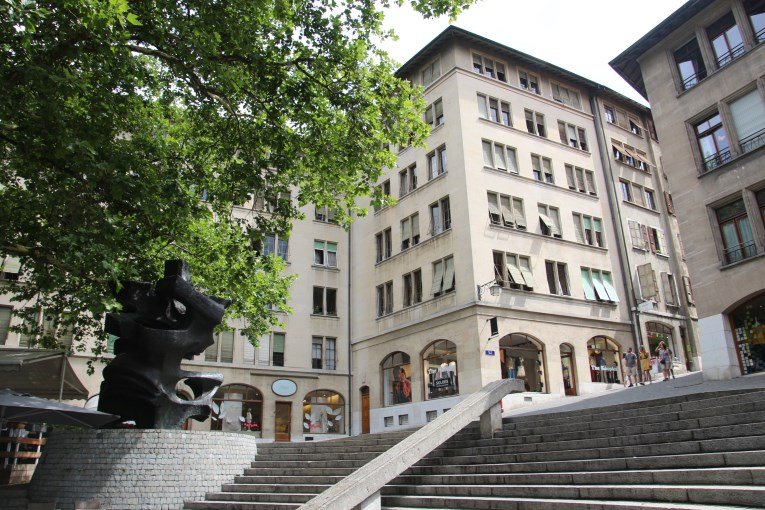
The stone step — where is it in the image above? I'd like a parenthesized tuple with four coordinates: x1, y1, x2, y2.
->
(244, 466, 355, 476)
(393, 466, 765, 486)
(233, 475, 345, 485)
(205, 491, 315, 503)
(185, 501, 300, 509)
(381, 484, 765, 507)
(257, 444, 394, 455)
(220, 483, 330, 494)
(254, 451, 381, 462)
(249, 459, 369, 469)
(381, 495, 761, 510)
(406, 450, 765, 476)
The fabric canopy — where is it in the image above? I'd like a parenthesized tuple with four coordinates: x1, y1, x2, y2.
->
(0, 388, 118, 428)
(0, 348, 89, 400)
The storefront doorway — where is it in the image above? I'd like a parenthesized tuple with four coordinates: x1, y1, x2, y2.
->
(730, 292, 765, 375)
(560, 343, 577, 396)
(498, 333, 546, 393)
(360, 386, 370, 434)
(274, 401, 291, 442)
(587, 336, 622, 384)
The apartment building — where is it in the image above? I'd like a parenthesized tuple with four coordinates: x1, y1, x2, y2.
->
(350, 27, 697, 435)
(611, 0, 765, 380)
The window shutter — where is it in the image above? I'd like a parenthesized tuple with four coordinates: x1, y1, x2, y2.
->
(730, 89, 765, 142)
(581, 269, 596, 300)
(637, 263, 657, 300)
(220, 331, 234, 363)
(552, 84, 562, 102)
(661, 272, 677, 305)
(488, 200, 501, 222)
(482, 141, 493, 167)
(411, 215, 420, 239)
(506, 258, 524, 285)
(272, 333, 285, 355)
(243, 335, 255, 363)
(558, 121, 567, 144)
(500, 196, 514, 226)
(648, 228, 657, 253)
(664, 192, 675, 215)
(565, 166, 576, 189)
(573, 213, 584, 243)
(1, 257, 21, 274)
(602, 273, 619, 302)
(518, 260, 534, 289)
(575, 168, 586, 192)
(513, 199, 527, 229)
(443, 257, 455, 291)
(641, 225, 651, 252)
(0, 307, 11, 345)
(585, 171, 596, 195)
(402, 218, 411, 242)
(205, 334, 219, 362)
(682, 275, 695, 304)
(628, 220, 642, 249)
(539, 213, 554, 235)
(431, 261, 444, 295)
(591, 272, 608, 300)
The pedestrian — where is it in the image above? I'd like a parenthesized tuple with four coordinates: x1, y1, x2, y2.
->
(622, 347, 638, 387)
(656, 341, 671, 381)
(639, 345, 652, 384)
(667, 349, 677, 379)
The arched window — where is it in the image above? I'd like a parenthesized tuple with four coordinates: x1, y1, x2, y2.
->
(422, 340, 458, 400)
(559, 343, 577, 396)
(646, 322, 675, 355)
(587, 336, 622, 384)
(381, 352, 412, 406)
(499, 333, 546, 393)
(303, 390, 345, 434)
(211, 384, 263, 432)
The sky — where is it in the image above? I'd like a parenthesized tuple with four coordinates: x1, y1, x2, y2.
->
(380, 0, 688, 104)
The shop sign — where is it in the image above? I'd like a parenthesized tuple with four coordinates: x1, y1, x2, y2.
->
(433, 377, 452, 388)
(484, 350, 495, 356)
(271, 379, 297, 397)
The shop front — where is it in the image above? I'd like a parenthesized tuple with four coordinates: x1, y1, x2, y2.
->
(730, 292, 765, 375)
(587, 336, 622, 385)
(498, 333, 546, 393)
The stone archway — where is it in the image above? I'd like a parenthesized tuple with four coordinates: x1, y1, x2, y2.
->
(498, 333, 547, 393)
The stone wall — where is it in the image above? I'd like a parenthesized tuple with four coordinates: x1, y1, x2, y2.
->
(28, 429, 259, 510)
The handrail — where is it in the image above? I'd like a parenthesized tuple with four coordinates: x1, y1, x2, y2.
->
(298, 377, 524, 510)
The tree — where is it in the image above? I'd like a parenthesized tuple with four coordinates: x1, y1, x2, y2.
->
(0, 1, 476, 362)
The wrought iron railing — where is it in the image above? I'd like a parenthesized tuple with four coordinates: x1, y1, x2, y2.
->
(702, 148, 732, 172)
(756, 26, 765, 43)
(724, 240, 757, 265)
(739, 127, 765, 155)
(716, 42, 746, 68)
(681, 70, 706, 91)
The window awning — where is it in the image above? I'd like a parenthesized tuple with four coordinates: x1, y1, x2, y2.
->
(0, 348, 89, 401)
(506, 263, 524, 285)
(500, 201, 514, 225)
(519, 265, 535, 289)
(1, 256, 21, 274)
(539, 214, 560, 236)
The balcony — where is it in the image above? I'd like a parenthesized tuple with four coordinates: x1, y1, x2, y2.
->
(739, 127, 765, 155)
(715, 42, 746, 68)
(702, 148, 733, 172)
(724, 239, 757, 265)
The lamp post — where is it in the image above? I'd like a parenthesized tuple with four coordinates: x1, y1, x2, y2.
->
(476, 280, 502, 301)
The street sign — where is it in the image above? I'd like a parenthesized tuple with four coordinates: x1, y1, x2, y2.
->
(485, 350, 496, 356)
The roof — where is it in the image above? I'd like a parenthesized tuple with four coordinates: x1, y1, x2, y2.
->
(0, 348, 90, 400)
(395, 25, 651, 114)
(610, 0, 715, 99)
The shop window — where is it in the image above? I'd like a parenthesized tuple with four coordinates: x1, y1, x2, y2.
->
(674, 38, 707, 90)
(730, 292, 765, 375)
(744, 0, 765, 43)
(487, 192, 526, 230)
(587, 337, 621, 384)
(730, 89, 765, 155)
(399, 164, 417, 197)
(706, 12, 745, 68)
(646, 322, 675, 360)
(716, 198, 756, 264)
(559, 343, 577, 396)
(695, 113, 731, 172)
(482, 139, 519, 173)
(303, 390, 345, 434)
(211, 384, 263, 433)
(499, 333, 546, 392)
(382, 352, 412, 406)
(525, 110, 546, 137)
(519, 70, 540, 94)
(423, 340, 458, 400)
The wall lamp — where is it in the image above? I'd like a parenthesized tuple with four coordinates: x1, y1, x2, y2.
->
(476, 279, 502, 300)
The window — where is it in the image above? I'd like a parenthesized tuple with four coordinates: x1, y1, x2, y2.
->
(473, 53, 506, 82)
(525, 110, 546, 137)
(425, 98, 444, 127)
(403, 269, 423, 307)
(427, 145, 447, 180)
(263, 234, 289, 261)
(303, 390, 344, 434)
(758, 188, 765, 225)
(645, 189, 657, 211)
(399, 164, 417, 197)
(250, 331, 284, 366)
(0, 307, 12, 345)
(423, 340, 459, 400)
(205, 330, 235, 363)
(429, 196, 451, 235)
(382, 352, 412, 406)
(531, 154, 554, 183)
(632, 183, 645, 207)
(545, 261, 570, 296)
(628, 220, 646, 250)
(573, 213, 604, 247)
(375, 228, 392, 262)
(313, 241, 338, 268)
(211, 385, 263, 432)
(565, 165, 597, 196)
(581, 268, 619, 302)
(313, 287, 337, 316)
(431, 256, 455, 297)
(695, 113, 731, 172)
(482, 139, 519, 173)
(717, 198, 756, 264)
(552, 83, 581, 109)
(628, 117, 644, 137)
(312, 336, 323, 369)
(674, 38, 707, 90)
(620, 180, 632, 202)
(682, 275, 695, 305)
(493, 252, 534, 290)
(637, 263, 659, 301)
(422, 58, 441, 86)
(311, 336, 336, 370)
(557, 121, 588, 151)
(477, 94, 511, 126)
(605, 106, 617, 124)
(401, 213, 420, 250)
(314, 205, 337, 223)
(661, 273, 679, 306)
(538, 203, 562, 238)
(519, 70, 540, 94)
(376, 281, 394, 317)
(611, 139, 652, 171)
(730, 89, 765, 155)
(487, 192, 526, 229)
(744, 0, 765, 43)
(707, 12, 745, 68)
(1, 256, 21, 282)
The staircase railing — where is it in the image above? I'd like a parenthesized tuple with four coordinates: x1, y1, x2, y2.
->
(298, 378, 524, 510)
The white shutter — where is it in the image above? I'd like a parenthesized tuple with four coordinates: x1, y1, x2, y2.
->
(0, 308, 12, 345)
(411, 215, 420, 239)
(506, 262, 524, 285)
(601, 273, 619, 302)
(573, 214, 584, 243)
(591, 272, 608, 301)
(518, 260, 534, 289)
(258, 334, 271, 364)
(730, 89, 765, 142)
(402, 218, 411, 242)
(500, 196, 514, 226)
(2, 257, 21, 274)
(443, 257, 455, 291)
(430, 261, 444, 295)
(243, 334, 255, 363)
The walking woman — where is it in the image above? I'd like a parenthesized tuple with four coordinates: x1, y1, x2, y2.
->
(656, 341, 671, 381)
(639, 346, 652, 384)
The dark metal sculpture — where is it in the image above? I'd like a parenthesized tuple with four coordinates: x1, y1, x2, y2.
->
(98, 260, 228, 429)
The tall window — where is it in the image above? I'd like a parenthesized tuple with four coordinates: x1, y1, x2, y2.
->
(531, 155, 554, 183)
(482, 140, 519, 173)
(423, 340, 459, 400)
(551, 83, 581, 109)
(537, 203, 562, 238)
(403, 269, 423, 307)
(565, 165, 597, 196)
(674, 38, 707, 90)
(605, 105, 617, 124)
(211, 384, 263, 432)
(431, 256, 455, 297)
(421, 58, 441, 86)
(312, 336, 323, 369)
(427, 145, 447, 180)
(558, 121, 588, 151)
(620, 180, 632, 202)
(375, 228, 392, 262)
(382, 352, 412, 406)
(730, 89, 765, 155)
(545, 261, 570, 296)
(303, 390, 344, 434)
(252, 332, 285, 366)
(263, 234, 289, 261)
(707, 12, 745, 68)
(429, 196, 451, 235)
(311, 336, 336, 370)
(205, 330, 235, 363)
(744, 0, 765, 43)
(525, 110, 546, 137)
(314, 205, 337, 223)
(473, 53, 506, 82)
(573, 213, 604, 247)
(717, 199, 756, 264)
(312, 287, 337, 316)
(695, 113, 731, 172)
(313, 240, 337, 268)
(376, 281, 394, 317)
(487, 192, 526, 230)
(477, 94, 511, 126)
(581, 267, 619, 302)
(425, 98, 444, 127)
(401, 213, 420, 250)
(493, 252, 534, 290)
(519, 70, 540, 94)
(399, 164, 417, 197)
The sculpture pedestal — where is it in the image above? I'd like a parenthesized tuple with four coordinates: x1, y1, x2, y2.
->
(28, 429, 259, 510)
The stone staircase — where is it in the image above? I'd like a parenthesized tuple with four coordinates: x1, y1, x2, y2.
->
(186, 388, 765, 509)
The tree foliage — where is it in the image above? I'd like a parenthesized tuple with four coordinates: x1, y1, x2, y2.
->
(0, 0, 476, 362)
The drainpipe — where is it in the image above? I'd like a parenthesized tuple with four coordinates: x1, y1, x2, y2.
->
(347, 220, 353, 436)
(589, 92, 644, 354)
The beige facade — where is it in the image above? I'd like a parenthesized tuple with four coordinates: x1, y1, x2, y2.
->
(612, 0, 765, 380)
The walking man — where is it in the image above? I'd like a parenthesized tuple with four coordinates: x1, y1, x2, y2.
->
(623, 347, 638, 387)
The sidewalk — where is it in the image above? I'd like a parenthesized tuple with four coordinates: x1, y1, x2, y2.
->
(508, 371, 765, 418)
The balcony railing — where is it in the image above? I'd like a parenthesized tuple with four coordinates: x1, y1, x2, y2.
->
(702, 148, 732, 172)
(739, 127, 765, 155)
(756, 26, 765, 43)
(681, 71, 706, 91)
(716, 42, 746, 68)
(724, 239, 757, 265)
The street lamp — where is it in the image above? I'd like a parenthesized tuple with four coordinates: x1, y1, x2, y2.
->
(476, 280, 502, 300)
